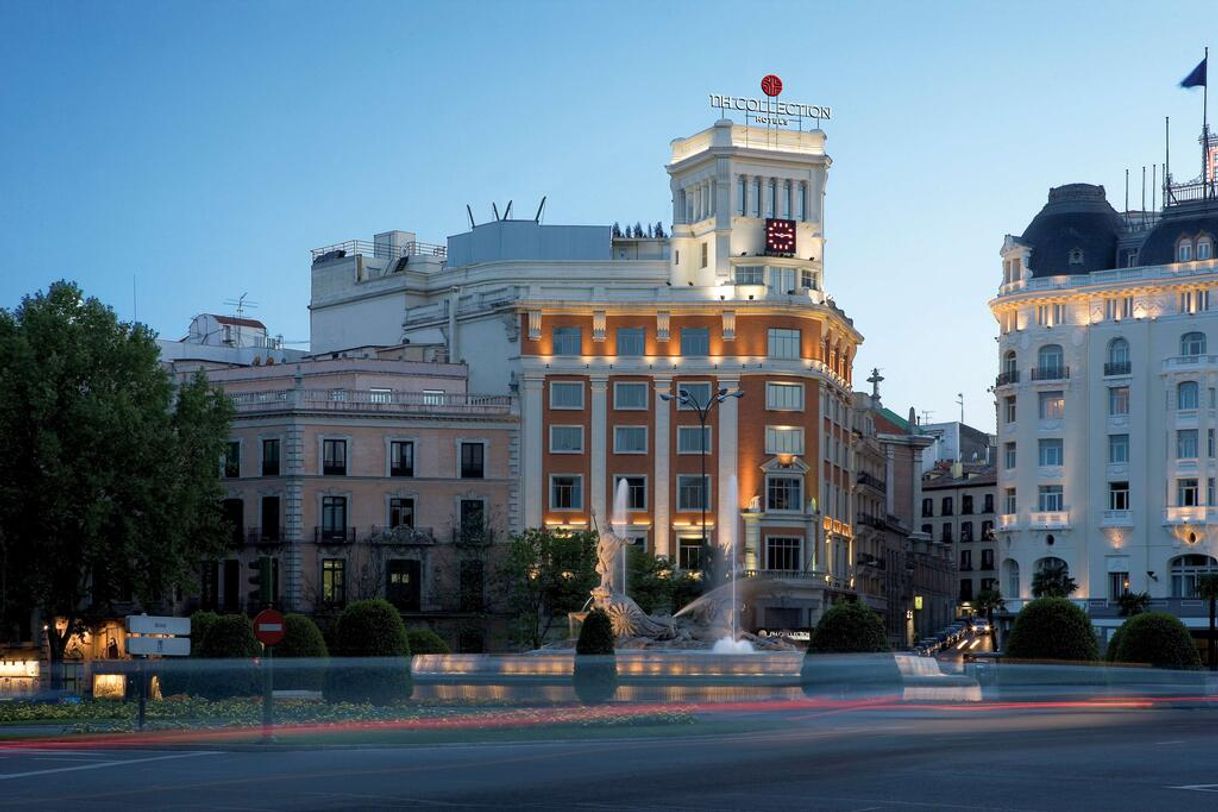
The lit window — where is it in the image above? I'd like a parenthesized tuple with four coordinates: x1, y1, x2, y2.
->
(766, 476, 802, 512)
(765, 426, 805, 455)
(765, 537, 802, 571)
(1038, 391, 1065, 420)
(766, 382, 804, 410)
(1108, 386, 1129, 415)
(321, 559, 346, 605)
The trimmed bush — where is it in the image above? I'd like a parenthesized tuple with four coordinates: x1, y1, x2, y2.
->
(1105, 624, 1127, 663)
(1005, 598, 1098, 662)
(807, 601, 891, 654)
(573, 609, 617, 704)
(194, 614, 261, 699)
(274, 614, 329, 691)
(1113, 612, 1201, 669)
(323, 599, 412, 705)
(406, 628, 451, 656)
(191, 611, 221, 652)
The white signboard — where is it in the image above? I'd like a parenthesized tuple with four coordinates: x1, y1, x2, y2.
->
(127, 636, 191, 657)
(126, 615, 191, 636)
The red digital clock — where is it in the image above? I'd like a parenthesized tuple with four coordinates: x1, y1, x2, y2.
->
(765, 218, 796, 256)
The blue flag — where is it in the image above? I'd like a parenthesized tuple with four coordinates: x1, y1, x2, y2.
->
(1182, 57, 1207, 88)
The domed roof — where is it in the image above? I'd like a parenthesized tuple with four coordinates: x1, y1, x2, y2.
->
(1020, 184, 1124, 276)
(1135, 198, 1218, 265)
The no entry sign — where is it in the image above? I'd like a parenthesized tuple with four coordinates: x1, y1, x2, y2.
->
(253, 608, 285, 647)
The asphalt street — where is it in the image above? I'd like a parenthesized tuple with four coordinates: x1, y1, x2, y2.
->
(1, 704, 1216, 811)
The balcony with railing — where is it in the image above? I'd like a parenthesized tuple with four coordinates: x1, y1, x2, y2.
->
(856, 471, 887, 493)
(1100, 510, 1133, 527)
(311, 238, 447, 264)
(1029, 365, 1069, 382)
(855, 512, 888, 530)
(231, 389, 513, 416)
(1163, 354, 1218, 372)
(996, 514, 1018, 530)
(856, 553, 886, 571)
(1028, 511, 1071, 530)
(314, 526, 356, 544)
(244, 528, 282, 546)
(1103, 361, 1132, 377)
(367, 525, 436, 545)
(995, 370, 1020, 387)
(1163, 505, 1215, 525)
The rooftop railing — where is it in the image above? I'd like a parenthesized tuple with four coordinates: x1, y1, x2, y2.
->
(231, 389, 512, 415)
(311, 239, 447, 263)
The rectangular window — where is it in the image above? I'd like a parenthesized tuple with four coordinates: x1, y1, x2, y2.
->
(550, 381, 584, 409)
(1003, 488, 1017, 515)
(1038, 485, 1064, 512)
(1178, 478, 1200, 507)
(941, 524, 953, 543)
(677, 475, 711, 511)
(460, 442, 485, 478)
(224, 441, 240, 479)
(422, 389, 445, 406)
(677, 425, 712, 454)
(962, 495, 974, 515)
(735, 265, 764, 285)
(1210, 477, 1215, 505)
(1109, 571, 1130, 601)
(1178, 429, 1200, 460)
(941, 497, 954, 516)
(1108, 386, 1130, 415)
(767, 328, 801, 360)
(1003, 442, 1016, 469)
(770, 266, 797, 293)
(961, 521, 974, 541)
(1038, 438, 1064, 467)
(981, 519, 994, 539)
(458, 499, 486, 541)
(765, 537, 802, 571)
(676, 382, 712, 409)
(369, 388, 392, 404)
(389, 497, 415, 529)
(1038, 391, 1064, 420)
(321, 496, 347, 540)
(553, 326, 582, 356)
(984, 494, 994, 514)
(390, 440, 414, 477)
(766, 382, 804, 410)
(550, 475, 583, 510)
(614, 475, 647, 510)
(981, 549, 995, 570)
(261, 439, 280, 477)
(764, 426, 805, 455)
(550, 426, 584, 453)
(322, 439, 347, 476)
(1108, 482, 1129, 511)
(261, 496, 279, 541)
(1109, 434, 1129, 464)
(766, 476, 802, 511)
(680, 328, 710, 356)
(614, 381, 648, 410)
(1210, 429, 1216, 458)
(321, 559, 346, 605)
(678, 539, 702, 571)
(613, 425, 647, 454)
(1004, 396, 1016, 424)
(959, 550, 972, 571)
(616, 327, 645, 357)
(800, 269, 816, 290)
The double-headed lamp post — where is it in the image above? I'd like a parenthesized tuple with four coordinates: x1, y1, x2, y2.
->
(659, 386, 744, 573)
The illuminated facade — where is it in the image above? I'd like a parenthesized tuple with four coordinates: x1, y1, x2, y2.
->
(311, 119, 864, 630)
(991, 179, 1218, 639)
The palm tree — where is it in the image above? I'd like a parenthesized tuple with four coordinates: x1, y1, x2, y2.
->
(975, 588, 1006, 651)
(1031, 561, 1078, 598)
(1116, 590, 1151, 618)
(1197, 574, 1218, 671)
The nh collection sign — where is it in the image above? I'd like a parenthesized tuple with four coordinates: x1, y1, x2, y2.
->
(709, 94, 831, 124)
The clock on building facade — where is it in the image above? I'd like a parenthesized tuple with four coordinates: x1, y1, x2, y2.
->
(765, 217, 796, 256)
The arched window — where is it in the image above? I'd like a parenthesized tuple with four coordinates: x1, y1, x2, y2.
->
(1002, 350, 1017, 374)
(1107, 338, 1129, 366)
(1037, 344, 1064, 376)
(1181, 331, 1207, 356)
(1178, 381, 1199, 410)
(1198, 236, 1213, 260)
(1170, 554, 1218, 597)
(1002, 559, 1021, 598)
(1178, 239, 1194, 262)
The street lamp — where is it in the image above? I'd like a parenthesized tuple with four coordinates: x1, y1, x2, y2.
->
(659, 386, 744, 574)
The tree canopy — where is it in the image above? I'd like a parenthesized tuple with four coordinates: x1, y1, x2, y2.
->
(0, 282, 233, 674)
(500, 528, 597, 650)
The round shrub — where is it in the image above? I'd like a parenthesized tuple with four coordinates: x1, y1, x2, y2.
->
(195, 614, 261, 699)
(1105, 624, 1127, 663)
(573, 609, 617, 704)
(1005, 598, 1098, 662)
(191, 611, 221, 651)
(323, 599, 412, 705)
(406, 628, 450, 656)
(274, 614, 329, 691)
(1113, 612, 1201, 669)
(807, 601, 891, 654)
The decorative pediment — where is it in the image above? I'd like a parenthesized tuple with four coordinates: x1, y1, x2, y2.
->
(759, 455, 810, 474)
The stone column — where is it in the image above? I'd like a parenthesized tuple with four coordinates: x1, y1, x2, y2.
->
(717, 376, 740, 555)
(522, 375, 544, 528)
(590, 375, 608, 524)
(743, 511, 761, 572)
(653, 376, 673, 559)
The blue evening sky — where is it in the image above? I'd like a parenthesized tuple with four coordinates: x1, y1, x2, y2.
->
(1, 0, 1212, 429)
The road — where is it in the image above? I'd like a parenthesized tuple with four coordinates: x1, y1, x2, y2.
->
(1, 703, 1215, 810)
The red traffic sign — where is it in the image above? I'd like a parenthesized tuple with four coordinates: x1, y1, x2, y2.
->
(253, 608, 285, 647)
(761, 74, 783, 97)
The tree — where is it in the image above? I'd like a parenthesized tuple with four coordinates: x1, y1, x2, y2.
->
(806, 601, 891, 654)
(654, 221, 666, 239)
(633, 222, 644, 238)
(611, 222, 622, 238)
(625, 546, 672, 614)
(1112, 612, 1201, 669)
(324, 599, 412, 705)
(1198, 574, 1218, 671)
(974, 588, 1006, 649)
(1031, 562, 1078, 598)
(0, 282, 233, 688)
(1116, 590, 1151, 618)
(499, 528, 597, 650)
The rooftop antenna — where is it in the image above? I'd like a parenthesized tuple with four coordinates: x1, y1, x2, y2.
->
(491, 202, 500, 221)
(1124, 168, 1129, 216)
(466, 204, 476, 230)
(1152, 164, 1157, 215)
(222, 292, 258, 319)
(956, 392, 964, 424)
(1166, 116, 1172, 205)
(920, 409, 934, 425)
(502, 200, 513, 220)
(533, 196, 547, 223)
(1141, 165, 1146, 217)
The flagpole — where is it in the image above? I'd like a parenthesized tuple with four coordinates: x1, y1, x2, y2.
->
(1204, 47, 1209, 197)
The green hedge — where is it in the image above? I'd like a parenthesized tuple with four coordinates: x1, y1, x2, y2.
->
(406, 628, 451, 655)
(807, 601, 890, 654)
(323, 600, 412, 705)
(1005, 598, 1098, 662)
(194, 614, 261, 699)
(274, 614, 329, 691)
(574, 609, 617, 704)
(1113, 612, 1201, 669)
